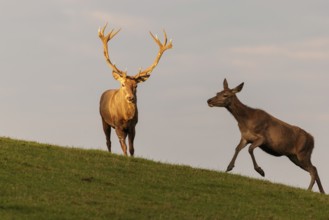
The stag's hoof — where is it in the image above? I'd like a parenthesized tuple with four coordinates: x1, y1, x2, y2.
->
(256, 167, 265, 177)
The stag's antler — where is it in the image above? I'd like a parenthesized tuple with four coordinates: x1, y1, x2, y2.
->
(98, 23, 126, 77)
(134, 30, 173, 82)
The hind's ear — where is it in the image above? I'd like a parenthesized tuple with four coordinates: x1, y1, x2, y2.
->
(223, 78, 229, 90)
(232, 82, 244, 93)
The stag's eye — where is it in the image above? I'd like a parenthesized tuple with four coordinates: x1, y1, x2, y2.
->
(122, 83, 126, 87)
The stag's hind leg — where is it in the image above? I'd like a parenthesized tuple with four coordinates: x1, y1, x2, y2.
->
(102, 119, 112, 152)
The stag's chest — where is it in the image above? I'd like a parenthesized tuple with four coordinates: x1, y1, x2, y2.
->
(123, 103, 137, 120)
(105, 101, 138, 129)
(111, 112, 138, 131)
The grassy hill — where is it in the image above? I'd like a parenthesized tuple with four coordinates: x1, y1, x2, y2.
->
(0, 137, 328, 219)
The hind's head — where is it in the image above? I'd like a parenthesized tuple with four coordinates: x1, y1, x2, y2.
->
(207, 78, 244, 107)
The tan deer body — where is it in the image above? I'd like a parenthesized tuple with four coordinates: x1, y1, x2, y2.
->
(207, 79, 325, 193)
(98, 23, 172, 156)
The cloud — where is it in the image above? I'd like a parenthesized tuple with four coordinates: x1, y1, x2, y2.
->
(87, 10, 154, 32)
(231, 46, 282, 55)
(229, 37, 329, 61)
(229, 59, 259, 71)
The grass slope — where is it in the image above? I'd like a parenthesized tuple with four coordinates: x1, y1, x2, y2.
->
(0, 137, 328, 220)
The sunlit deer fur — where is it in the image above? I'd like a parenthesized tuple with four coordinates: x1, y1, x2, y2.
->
(207, 78, 325, 193)
(98, 23, 172, 156)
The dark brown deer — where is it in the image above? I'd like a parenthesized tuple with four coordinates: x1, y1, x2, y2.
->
(98, 23, 172, 156)
(207, 79, 325, 193)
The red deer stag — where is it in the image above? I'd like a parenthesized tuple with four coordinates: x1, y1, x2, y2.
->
(207, 79, 325, 193)
(98, 23, 172, 156)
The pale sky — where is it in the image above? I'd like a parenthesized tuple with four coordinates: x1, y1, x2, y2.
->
(1, 1, 329, 192)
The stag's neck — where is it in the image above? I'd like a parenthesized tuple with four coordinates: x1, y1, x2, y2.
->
(115, 90, 138, 121)
(124, 102, 137, 120)
(226, 96, 254, 124)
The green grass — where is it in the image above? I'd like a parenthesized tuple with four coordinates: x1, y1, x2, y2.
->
(0, 137, 328, 219)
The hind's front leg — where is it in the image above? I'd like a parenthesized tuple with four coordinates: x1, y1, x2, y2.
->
(226, 139, 248, 172)
(248, 138, 265, 177)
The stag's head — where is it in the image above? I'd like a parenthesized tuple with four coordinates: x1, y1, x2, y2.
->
(98, 23, 172, 103)
(114, 73, 138, 103)
(207, 78, 244, 107)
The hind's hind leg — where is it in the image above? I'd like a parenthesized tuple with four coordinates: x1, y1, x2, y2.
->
(289, 154, 325, 194)
(304, 163, 324, 193)
(315, 171, 325, 194)
(311, 166, 325, 193)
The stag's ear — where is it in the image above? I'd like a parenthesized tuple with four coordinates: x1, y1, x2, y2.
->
(112, 71, 126, 83)
(223, 78, 229, 90)
(134, 74, 150, 83)
(112, 71, 121, 81)
(232, 82, 244, 94)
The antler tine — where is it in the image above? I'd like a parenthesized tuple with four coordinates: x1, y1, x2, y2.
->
(98, 23, 121, 43)
(164, 30, 173, 50)
(149, 32, 162, 47)
(98, 22, 125, 76)
(101, 22, 108, 35)
(163, 30, 168, 46)
(149, 30, 173, 51)
(98, 22, 107, 38)
(107, 28, 121, 41)
(133, 30, 173, 82)
(153, 29, 172, 48)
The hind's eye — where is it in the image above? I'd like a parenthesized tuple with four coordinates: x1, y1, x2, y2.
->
(122, 83, 125, 87)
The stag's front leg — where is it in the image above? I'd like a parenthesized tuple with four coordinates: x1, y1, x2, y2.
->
(102, 119, 112, 152)
(115, 129, 128, 156)
(128, 127, 135, 156)
(226, 139, 248, 172)
(248, 138, 265, 177)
